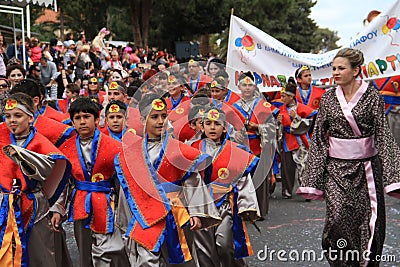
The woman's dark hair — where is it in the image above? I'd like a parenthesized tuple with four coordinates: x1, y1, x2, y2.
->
(69, 96, 101, 120)
(207, 58, 225, 73)
(6, 64, 26, 78)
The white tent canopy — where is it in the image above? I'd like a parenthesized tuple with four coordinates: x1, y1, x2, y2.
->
(0, 0, 57, 66)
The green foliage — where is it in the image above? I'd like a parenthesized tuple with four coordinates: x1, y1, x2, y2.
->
(20, 0, 338, 57)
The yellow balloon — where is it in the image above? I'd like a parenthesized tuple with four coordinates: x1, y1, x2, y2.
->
(382, 25, 390, 34)
(245, 43, 255, 51)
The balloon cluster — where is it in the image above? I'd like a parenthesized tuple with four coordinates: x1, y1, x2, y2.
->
(235, 35, 255, 51)
(382, 16, 400, 34)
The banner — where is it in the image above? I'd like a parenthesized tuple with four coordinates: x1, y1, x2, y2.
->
(226, 0, 400, 92)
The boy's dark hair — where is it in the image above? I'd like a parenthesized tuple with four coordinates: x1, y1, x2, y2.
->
(138, 93, 166, 117)
(105, 100, 127, 115)
(191, 93, 210, 106)
(10, 78, 43, 99)
(69, 96, 101, 120)
(66, 83, 80, 94)
(4, 92, 34, 115)
(188, 105, 205, 123)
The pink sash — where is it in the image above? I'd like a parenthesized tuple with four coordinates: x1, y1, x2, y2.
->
(328, 136, 377, 159)
(335, 81, 376, 267)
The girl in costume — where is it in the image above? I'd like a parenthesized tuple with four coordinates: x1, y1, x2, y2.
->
(191, 106, 260, 267)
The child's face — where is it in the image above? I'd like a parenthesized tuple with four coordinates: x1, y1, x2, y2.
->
(281, 93, 295, 106)
(238, 83, 256, 99)
(108, 90, 126, 102)
(189, 118, 203, 132)
(106, 112, 125, 133)
(142, 109, 168, 139)
(5, 108, 33, 136)
(203, 119, 225, 142)
(211, 87, 227, 101)
(72, 112, 98, 138)
(65, 89, 76, 100)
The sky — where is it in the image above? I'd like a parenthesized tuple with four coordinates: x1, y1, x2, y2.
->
(310, 0, 398, 46)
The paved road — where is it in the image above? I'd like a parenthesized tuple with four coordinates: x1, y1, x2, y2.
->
(64, 182, 400, 266)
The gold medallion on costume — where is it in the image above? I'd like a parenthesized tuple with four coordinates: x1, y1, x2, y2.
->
(91, 173, 105, 182)
(5, 99, 17, 110)
(152, 99, 165, 110)
(168, 75, 177, 83)
(217, 168, 230, 180)
(263, 101, 271, 108)
(109, 104, 120, 113)
(198, 109, 205, 116)
(313, 99, 319, 107)
(128, 128, 137, 135)
(207, 109, 220, 121)
(210, 80, 218, 88)
(90, 77, 98, 83)
(109, 82, 118, 90)
(188, 59, 195, 65)
(175, 107, 184, 114)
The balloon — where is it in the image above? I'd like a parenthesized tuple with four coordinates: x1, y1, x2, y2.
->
(241, 35, 254, 47)
(245, 43, 255, 51)
(235, 37, 243, 47)
(387, 17, 397, 29)
(393, 20, 400, 30)
(382, 24, 390, 34)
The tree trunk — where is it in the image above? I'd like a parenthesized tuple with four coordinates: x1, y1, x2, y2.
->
(142, 0, 151, 48)
(59, 7, 64, 40)
(130, 0, 143, 47)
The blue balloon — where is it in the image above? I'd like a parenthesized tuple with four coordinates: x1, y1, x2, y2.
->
(393, 20, 400, 31)
(235, 37, 243, 47)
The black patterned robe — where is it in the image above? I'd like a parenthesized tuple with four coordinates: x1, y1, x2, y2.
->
(297, 81, 400, 266)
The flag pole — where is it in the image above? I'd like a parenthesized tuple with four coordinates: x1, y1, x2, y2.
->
(226, 8, 234, 67)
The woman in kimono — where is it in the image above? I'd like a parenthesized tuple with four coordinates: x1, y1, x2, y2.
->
(297, 48, 400, 266)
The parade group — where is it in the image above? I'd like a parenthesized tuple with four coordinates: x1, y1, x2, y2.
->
(0, 23, 400, 267)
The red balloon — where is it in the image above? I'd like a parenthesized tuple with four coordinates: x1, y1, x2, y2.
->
(387, 17, 397, 29)
(241, 35, 254, 47)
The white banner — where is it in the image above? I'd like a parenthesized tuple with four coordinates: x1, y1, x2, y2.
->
(226, 0, 400, 92)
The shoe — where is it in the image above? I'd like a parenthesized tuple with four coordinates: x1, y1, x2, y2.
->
(282, 194, 292, 199)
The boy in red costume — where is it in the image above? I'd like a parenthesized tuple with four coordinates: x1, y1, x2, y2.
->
(278, 83, 317, 198)
(52, 97, 129, 266)
(0, 92, 71, 266)
(115, 93, 221, 266)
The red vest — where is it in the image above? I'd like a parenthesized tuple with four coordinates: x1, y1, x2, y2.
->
(224, 90, 241, 105)
(115, 132, 204, 251)
(166, 95, 190, 111)
(371, 75, 400, 112)
(0, 125, 70, 266)
(233, 98, 273, 155)
(56, 99, 69, 114)
(279, 102, 316, 152)
(126, 106, 143, 136)
(33, 115, 75, 147)
(296, 85, 325, 110)
(39, 105, 71, 124)
(61, 130, 121, 234)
